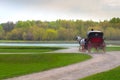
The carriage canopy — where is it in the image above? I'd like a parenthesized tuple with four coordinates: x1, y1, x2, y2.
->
(87, 31, 104, 38)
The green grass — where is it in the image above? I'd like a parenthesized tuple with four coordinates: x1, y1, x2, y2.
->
(0, 46, 63, 53)
(0, 46, 120, 79)
(106, 46, 120, 51)
(0, 53, 91, 79)
(80, 66, 120, 80)
(0, 46, 119, 53)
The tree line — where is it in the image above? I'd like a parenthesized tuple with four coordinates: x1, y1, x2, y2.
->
(0, 17, 120, 41)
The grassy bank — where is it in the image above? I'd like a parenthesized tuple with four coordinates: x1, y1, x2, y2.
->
(0, 46, 119, 53)
(0, 46, 63, 53)
(80, 66, 120, 80)
(0, 53, 91, 79)
(0, 46, 91, 79)
(0, 40, 77, 43)
(0, 40, 120, 44)
(0, 46, 120, 79)
(106, 46, 120, 51)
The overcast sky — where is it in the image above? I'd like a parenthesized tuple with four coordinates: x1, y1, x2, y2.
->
(0, 0, 120, 23)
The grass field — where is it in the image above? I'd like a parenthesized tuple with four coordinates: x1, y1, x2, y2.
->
(80, 66, 120, 80)
(106, 46, 120, 51)
(0, 46, 91, 79)
(0, 46, 119, 53)
(0, 46, 63, 53)
(0, 46, 120, 79)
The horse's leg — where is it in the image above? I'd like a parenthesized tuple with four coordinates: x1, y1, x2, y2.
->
(96, 47, 99, 52)
(87, 41, 91, 53)
(82, 45, 85, 52)
(88, 47, 91, 53)
(88, 45, 91, 53)
(103, 46, 106, 53)
(83, 45, 86, 52)
(102, 43, 106, 53)
(79, 46, 81, 51)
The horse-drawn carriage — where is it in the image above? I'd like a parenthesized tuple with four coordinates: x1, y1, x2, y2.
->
(76, 30, 106, 53)
(85, 30, 106, 53)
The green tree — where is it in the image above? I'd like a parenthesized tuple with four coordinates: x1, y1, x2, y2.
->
(6, 28, 23, 40)
(22, 32, 27, 40)
(1, 22, 15, 33)
(0, 18, 120, 40)
(0, 25, 4, 39)
(44, 29, 58, 40)
(16, 21, 32, 28)
(29, 26, 45, 40)
(109, 17, 120, 23)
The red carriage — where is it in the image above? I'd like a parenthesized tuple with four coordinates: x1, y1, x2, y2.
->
(85, 30, 106, 53)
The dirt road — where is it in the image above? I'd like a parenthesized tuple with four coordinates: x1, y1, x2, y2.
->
(6, 47, 120, 80)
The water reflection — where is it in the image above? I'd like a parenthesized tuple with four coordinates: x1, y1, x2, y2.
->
(0, 43, 119, 47)
(0, 43, 79, 47)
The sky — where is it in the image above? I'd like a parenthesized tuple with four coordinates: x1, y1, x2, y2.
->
(0, 0, 120, 23)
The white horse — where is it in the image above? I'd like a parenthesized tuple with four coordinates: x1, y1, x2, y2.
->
(76, 36, 86, 52)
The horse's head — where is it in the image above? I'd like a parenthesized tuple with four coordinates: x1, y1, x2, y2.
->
(76, 36, 81, 41)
